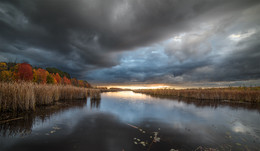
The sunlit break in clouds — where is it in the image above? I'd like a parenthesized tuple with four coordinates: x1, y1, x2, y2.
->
(0, 0, 260, 87)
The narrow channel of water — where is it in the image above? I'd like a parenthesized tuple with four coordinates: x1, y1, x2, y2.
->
(1, 91, 260, 151)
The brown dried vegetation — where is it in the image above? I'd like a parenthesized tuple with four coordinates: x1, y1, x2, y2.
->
(0, 82, 101, 112)
(134, 87, 260, 103)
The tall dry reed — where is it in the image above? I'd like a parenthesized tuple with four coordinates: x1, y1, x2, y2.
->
(88, 89, 101, 100)
(34, 84, 57, 105)
(134, 87, 260, 103)
(59, 85, 88, 100)
(0, 82, 101, 112)
(0, 82, 35, 111)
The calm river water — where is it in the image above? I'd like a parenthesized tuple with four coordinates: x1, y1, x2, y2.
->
(1, 91, 260, 151)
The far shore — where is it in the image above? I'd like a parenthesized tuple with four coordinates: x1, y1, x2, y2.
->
(133, 87, 260, 103)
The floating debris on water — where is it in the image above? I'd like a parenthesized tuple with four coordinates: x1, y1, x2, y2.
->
(154, 136, 160, 142)
(50, 130, 56, 134)
(127, 123, 162, 149)
(170, 149, 179, 151)
(127, 123, 139, 129)
(52, 126, 61, 130)
(194, 146, 218, 151)
(153, 132, 160, 142)
(140, 141, 146, 146)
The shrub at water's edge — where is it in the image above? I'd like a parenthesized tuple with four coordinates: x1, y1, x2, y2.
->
(0, 82, 101, 112)
(134, 87, 260, 103)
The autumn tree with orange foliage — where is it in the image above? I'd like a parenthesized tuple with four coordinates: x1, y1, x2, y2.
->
(0, 62, 91, 87)
(50, 73, 57, 84)
(63, 76, 71, 85)
(33, 68, 49, 84)
(17, 63, 33, 81)
(54, 73, 62, 84)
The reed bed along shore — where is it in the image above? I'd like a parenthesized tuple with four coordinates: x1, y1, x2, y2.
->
(134, 87, 260, 103)
(0, 82, 101, 112)
(89, 89, 101, 100)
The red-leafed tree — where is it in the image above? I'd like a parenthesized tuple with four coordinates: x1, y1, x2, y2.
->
(18, 63, 33, 81)
(63, 76, 71, 85)
(54, 73, 62, 84)
(51, 73, 57, 84)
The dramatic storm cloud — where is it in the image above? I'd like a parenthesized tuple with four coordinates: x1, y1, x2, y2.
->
(0, 0, 260, 84)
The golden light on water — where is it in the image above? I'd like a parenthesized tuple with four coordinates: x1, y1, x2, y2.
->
(104, 91, 150, 100)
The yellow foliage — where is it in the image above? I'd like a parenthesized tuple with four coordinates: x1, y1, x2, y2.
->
(0, 70, 14, 82)
(0, 62, 7, 71)
(33, 69, 38, 83)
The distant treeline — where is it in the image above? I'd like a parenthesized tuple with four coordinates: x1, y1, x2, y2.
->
(0, 62, 91, 88)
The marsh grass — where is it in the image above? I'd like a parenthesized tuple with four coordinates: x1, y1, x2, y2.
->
(134, 87, 260, 103)
(0, 82, 35, 112)
(88, 89, 101, 100)
(59, 85, 89, 100)
(0, 82, 101, 112)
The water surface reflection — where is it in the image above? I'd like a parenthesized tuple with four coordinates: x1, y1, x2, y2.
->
(0, 91, 260, 151)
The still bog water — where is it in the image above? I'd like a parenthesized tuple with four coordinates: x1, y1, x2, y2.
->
(1, 91, 260, 151)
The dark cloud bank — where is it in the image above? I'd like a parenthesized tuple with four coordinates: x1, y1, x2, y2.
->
(0, 0, 260, 85)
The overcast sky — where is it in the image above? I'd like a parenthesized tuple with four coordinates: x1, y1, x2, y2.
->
(0, 0, 260, 85)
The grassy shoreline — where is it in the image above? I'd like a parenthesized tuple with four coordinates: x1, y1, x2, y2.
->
(0, 82, 100, 112)
(133, 87, 260, 103)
